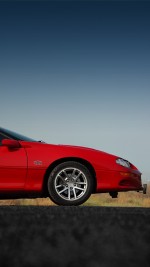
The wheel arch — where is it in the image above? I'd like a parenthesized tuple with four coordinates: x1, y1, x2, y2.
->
(42, 157, 97, 196)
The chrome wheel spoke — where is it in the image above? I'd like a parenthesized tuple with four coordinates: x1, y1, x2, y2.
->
(71, 168, 76, 176)
(68, 188, 71, 200)
(63, 170, 70, 179)
(74, 186, 85, 191)
(55, 167, 88, 201)
(75, 182, 86, 185)
(73, 187, 77, 199)
(74, 171, 81, 180)
(57, 174, 65, 182)
(59, 187, 67, 194)
(56, 184, 63, 188)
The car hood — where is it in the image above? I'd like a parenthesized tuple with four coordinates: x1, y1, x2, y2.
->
(57, 144, 116, 156)
(21, 141, 118, 158)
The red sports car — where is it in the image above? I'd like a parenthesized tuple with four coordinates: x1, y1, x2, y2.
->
(0, 127, 146, 206)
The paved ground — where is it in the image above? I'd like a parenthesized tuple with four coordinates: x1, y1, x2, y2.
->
(0, 206, 149, 267)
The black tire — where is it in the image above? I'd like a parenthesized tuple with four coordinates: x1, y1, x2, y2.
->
(47, 161, 93, 206)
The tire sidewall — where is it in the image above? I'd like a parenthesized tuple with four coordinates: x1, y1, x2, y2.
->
(47, 161, 93, 206)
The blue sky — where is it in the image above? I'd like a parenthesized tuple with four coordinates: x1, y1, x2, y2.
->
(0, 0, 150, 181)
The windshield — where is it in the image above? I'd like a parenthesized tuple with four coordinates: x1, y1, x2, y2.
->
(0, 127, 37, 142)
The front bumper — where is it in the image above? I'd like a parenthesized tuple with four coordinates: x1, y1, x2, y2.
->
(96, 168, 143, 193)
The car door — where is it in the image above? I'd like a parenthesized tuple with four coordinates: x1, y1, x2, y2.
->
(0, 134, 27, 190)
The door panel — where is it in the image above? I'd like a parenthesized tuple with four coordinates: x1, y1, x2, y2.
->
(0, 146, 27, 190)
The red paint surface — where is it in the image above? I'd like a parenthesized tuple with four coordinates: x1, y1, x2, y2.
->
(0, 141, 142, 193)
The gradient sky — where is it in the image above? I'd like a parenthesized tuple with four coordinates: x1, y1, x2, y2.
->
(0, 0, 150, 181)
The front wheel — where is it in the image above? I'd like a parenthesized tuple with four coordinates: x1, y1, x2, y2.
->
(47, 161, 93, 206)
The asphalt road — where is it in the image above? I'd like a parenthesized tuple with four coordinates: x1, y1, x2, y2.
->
(0, 206, 149, 267)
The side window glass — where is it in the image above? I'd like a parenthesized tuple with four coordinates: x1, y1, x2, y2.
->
(0, 133, 7, 145)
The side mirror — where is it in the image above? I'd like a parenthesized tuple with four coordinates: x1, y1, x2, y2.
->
(1, 139, 21, 148)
